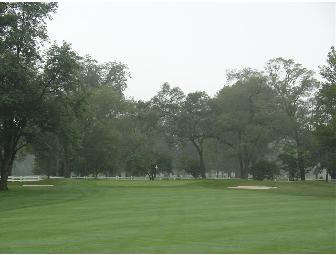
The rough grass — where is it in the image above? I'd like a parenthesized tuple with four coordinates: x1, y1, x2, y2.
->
(0, 179, 335, 253)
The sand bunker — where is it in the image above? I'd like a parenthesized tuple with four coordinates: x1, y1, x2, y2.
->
(22, 185, 54, 187)
(228, 185, 277, 190)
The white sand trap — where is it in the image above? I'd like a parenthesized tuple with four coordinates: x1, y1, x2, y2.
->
(228, 185, 277, 190)
(22, 185, 54, 187)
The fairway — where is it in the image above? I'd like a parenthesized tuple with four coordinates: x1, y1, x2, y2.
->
(0, 179, 335, 253)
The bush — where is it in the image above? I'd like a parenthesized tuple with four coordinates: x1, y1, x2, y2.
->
(250, 160, 278, 180)
(179, 156, 201, 179)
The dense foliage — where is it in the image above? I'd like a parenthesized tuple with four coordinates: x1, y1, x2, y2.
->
(1, 3, 335, 190)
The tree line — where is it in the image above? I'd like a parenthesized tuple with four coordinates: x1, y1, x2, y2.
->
(1, 3, 335, 190)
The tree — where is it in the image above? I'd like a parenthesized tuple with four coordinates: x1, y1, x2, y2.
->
(266, 58, 319, 180)
(123, 100, 173, 180)
(151, 83, 185, 120)
(203, 138, 238, 178)
(178, 155, 202, 179)
(81, 55, 131, 92)
(41, 42, 87, 177)
(213, 69, 278, 179)
(63, 85, 127, 177)
(126, 149, 172, 180)
(315, 47, 336, 179)
(0, 3, 58, 190)
(150, 83, 185, 144)
(32, 132, 59, 178)
(31, 48, 132, 178)
(278, 142, 300, 180)
(174, 91, 213, 179)
(250, 160, 278, 180)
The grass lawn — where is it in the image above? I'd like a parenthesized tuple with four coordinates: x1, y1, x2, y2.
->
(0, 179, 335, 253)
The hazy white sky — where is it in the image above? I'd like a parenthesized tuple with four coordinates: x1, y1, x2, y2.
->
(47, 1, 335, 100)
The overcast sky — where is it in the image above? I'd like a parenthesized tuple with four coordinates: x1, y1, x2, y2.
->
(47, 1, 335, 100)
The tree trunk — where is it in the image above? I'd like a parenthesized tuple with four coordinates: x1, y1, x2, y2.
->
(0, 169, 9, 191)
(0, 142, 17, 191)
(237, 131, 248, 179)
(325, 170, 329, 182)
(297, 149, 305, 181)
(191, 139, 206, 179)
(199, 154, 206, 179)
(294, 129, 305, 181)
(1, 118, 28, 191)
(56, 158, 60, 177)
(0, 156, 14, 191)
(63, 157, 71, 178)
(238, 150, 248, 179)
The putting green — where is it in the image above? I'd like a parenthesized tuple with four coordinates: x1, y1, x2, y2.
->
(0, 179, 335, 253)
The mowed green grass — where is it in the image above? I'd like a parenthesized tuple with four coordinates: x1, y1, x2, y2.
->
(0, 179, 335, 253)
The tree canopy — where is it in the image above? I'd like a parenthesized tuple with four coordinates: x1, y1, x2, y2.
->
(1, 2, 334, 190)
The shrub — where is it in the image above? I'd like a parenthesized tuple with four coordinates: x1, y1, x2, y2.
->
(250, 160, 279, 180)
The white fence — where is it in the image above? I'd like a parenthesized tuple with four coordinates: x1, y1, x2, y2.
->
(4, 175, 336, 182)
(6, 176, 64, 182)
(7, 176, 43, 182)
(71, 176, 153, 180)
(70, 176, 245, 180)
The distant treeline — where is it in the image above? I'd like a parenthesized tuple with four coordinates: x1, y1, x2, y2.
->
(0, 3, 335, 190)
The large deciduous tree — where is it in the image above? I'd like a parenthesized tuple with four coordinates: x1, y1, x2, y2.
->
(266, 58, 319, 181)
(0, 3, 86, 190)
(121, 100, 173, 180)
(174, 91, 213, 179)
(31, 51, 132, 178)
(213, 69, 278, 179)
(315, 47, 336, 179)
(0, 3, 58, 190)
